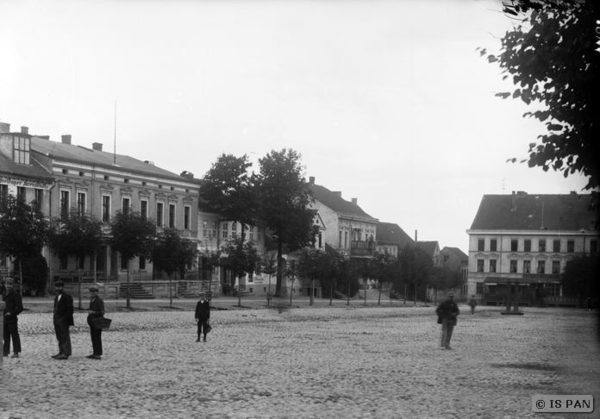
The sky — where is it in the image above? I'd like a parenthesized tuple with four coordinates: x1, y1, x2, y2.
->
(0, 0, 589, 253)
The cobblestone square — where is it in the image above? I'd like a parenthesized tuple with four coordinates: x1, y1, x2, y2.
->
(1, 301, 599, 418)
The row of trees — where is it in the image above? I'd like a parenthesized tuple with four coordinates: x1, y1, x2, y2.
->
(0, 194, 198, 309)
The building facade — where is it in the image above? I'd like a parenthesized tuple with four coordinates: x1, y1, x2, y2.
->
(466, 192, 599, 306)
(375, 222, 414, 258)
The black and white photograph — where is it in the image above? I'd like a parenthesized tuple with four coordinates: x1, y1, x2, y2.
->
(1, 0, 599, 417)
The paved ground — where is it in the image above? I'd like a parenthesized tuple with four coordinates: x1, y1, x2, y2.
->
(1, 298, 599, 419)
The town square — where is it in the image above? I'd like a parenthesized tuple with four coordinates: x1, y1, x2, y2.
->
(1, 298, 599, 418)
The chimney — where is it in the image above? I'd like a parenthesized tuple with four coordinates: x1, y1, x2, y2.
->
(61, 135, 72, 145)
(92, 142, 103, 151)
(180, 170, 194, 179)
(414, 230, 418, 242)
(21, 126, 29, 135)
(309, 176, 315, 184)
(0, 122, 10, 133)
(351, 198, 358, 205)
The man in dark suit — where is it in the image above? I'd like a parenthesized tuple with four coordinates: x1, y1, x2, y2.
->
(195, 292, 210, 342)
(3, 278, 23, 358)
(52, 281, 74, 360)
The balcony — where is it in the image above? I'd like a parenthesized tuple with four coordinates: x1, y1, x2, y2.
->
(350, 240, 376, 257)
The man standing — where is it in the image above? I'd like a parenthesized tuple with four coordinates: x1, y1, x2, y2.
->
(195, 292, 210, 342)
(3, 278, 23, 358)
(86, 286, 105, 360)
(468, 294, 478, 315)
(52, 281, 74, 360)
(436, 292, 460, 350)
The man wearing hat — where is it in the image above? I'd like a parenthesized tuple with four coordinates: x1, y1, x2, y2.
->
(52, 280, 74, 360)
(194, 292, 211, 342)
(3, 278, 23, 358)
(86, 286, 105, 360)
(436, 292, 460, 350)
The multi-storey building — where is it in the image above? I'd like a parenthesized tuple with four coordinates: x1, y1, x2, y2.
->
(466, 191, 599, 306)
(416, 241, 441, 266)
(1, 121, 201, 286)
(375, 222, 413, 258)
(307, 176, 378, 259)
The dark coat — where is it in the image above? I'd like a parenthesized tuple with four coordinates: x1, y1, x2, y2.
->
(195, 300, 210, 320)
(3, 289, 23, 324)
(54, 292, 74, 326)
(436, 299, 460, 324)
(87, 296, 106, 326)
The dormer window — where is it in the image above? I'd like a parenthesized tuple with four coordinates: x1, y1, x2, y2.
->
(13, 136, 30, 164)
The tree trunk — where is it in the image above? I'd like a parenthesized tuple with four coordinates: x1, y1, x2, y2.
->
(267, 274, 272, 306)
(18, 259, 23, 298)
(169, 272, 173, 308)
(404, 282, 407, 305)
(364, 280, 367, 306)
(238, 275, 242, 307)
(346, 276, 350, 306)
(329, 283, 333, 306)
(276, 241, 284, 297)
(126, 260, 131, 309)
(289, 278, 294, 306)
(378, 283, 382, 305)
(309, 278, 314, 306)
(77, 264, 82, 310)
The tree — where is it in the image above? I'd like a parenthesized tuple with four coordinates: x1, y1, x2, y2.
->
(338, 258, 361, 305)
(561, 253, 600, 306)
(286, 260, 299, 306)
(397, 246, 433, 305)
(261, 253, 278, 305)
(109, 211, 156, 309)
(13, 254, 49, 296)
(199, 248, 221, 298)
(367, 252, 397, 305)
(257, 149, 319, 296)
(223, 237, 261, 307)
(150, 228, 199, 308)
(0, 195, 49, 296)
(319, 246, 345, 306)
(199, 153, 259, 242)
(482, 0, 600, 189)
(47, 211, 104, 308)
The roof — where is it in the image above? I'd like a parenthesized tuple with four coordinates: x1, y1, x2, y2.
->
(440, 246, 468, 262)
(470, 193, 598, 231)
(308, 183, 376, 221)
(416, 241, 439, 257)
(0, 150, 54, 182)
(31, 137, 198, 183)
(376, 222, 414, 247)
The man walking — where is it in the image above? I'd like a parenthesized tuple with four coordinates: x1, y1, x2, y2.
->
(86, 286, 105, 360)
(3, 278, 23, 358)
(468, 294, 478, 315)
(52, 281, 74, 360)
(195, 292, 210, 342)
(436, 292, 460, 350)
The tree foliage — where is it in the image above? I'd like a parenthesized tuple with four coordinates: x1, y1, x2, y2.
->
(561, 253, 600, 301)
(199, 153, 258, 240)
(396, 246, 433, 303)
(109, 211, 156, 264)
(367, 251, 397, 304)
(151, 228, 198, 278)
(482, 0, 600, 189)
(0, 194, 48, 261)
(47, 211, 104, 268)
(257, 149, 319, 295)
(14, 254, 49, 296)
(223, 237, 261, 306)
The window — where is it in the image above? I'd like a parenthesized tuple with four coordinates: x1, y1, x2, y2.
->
(511, 239, 518, 252)
(339, 231, 343, 248)
(552, 260, 560, 274)
(122, 197, 130, 215)
(60, 190, 70, 220)
(344, 231, 348, 248)
(490, 239, 497, 252)
(249, 226, 255, 241)
(523, 260, 531, 274)
(477, 239, 485, 251)
(477, 259, 484, 272)
(121, 255, 128, 270)
(17, 187, 26, 201)
(489, 259, 497, 273)
(169, 204, 175, 228)
(13, 136, 30, 164)
(78, 256, 85, 270)
(318, 232, 323, 248)
(0, 184, 8, 208)
(60, 255, 68, 270)
(537, 260, 546, 274)
(34, 189, 43, 209)
(139, 256, 146, 270)
(102, 196, 111, 222)
(184, 206, 191, 230)
(232, 222, 237, 238)
(222, 222, 228, 239)
(140, 200, 148, 220)
(553, 240, 561, 252)
(538, 239, 546, 252)
(510, 260, 518, 273)
(476, 283, 484, 295)
(156, 202, 164, 227)
(591, 240, 598, 253)
(524, 240, 531, 252)
(77, 192, 86, 215)
(567, 240, 575, 253)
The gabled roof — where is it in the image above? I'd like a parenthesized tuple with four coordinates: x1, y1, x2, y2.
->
(440, 246, 468, 262)
(416, 241, 439, 257)
(376, 222, 414, 247)
(31, 137, 197, 183)
(308, 183, 376, 221)
(0, 151, 54, 182)
(469, 193, 598, 231)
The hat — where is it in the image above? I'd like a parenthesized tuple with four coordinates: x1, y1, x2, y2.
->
(54, 280, 65, 287)
(4, 277, 14, 284)
(89, 286, 99, 292)
(448, 292, 455, 297)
